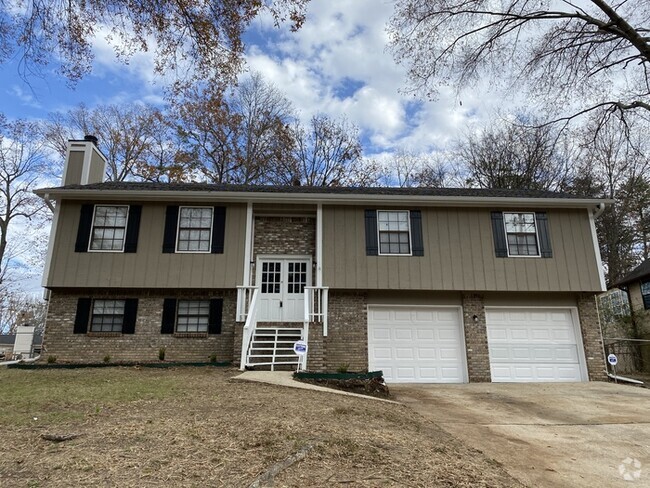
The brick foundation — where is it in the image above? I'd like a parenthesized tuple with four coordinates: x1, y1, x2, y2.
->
(461, 293, 492, 382)
(43, 289, 236, 363)
(577, 293, 608, 381)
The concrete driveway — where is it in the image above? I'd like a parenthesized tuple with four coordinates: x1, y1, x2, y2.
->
(392, 382, 650, 487)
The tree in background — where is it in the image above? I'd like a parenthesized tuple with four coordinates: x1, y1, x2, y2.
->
(175, 73, 295, 184)
(0, 292, 47, 335)
(378, 149, 457, 188)
(1, 0, 308, 89)
(0, 115, 48, 290)
(389, 1, 650, 130)
(456, 116, 574, 191)
(44, 103, 190, 182)
(570, 114, 650, 283)
(284, 115, 367, 186)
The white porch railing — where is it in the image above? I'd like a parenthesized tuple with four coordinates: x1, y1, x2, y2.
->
(305, 286, 329, 336)
(236, 286, 258, 322)
(239, 288, 260, 370)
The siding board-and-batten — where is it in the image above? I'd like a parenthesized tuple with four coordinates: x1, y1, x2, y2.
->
(47, 201, 246, 288)
(322, 206, 602, 292)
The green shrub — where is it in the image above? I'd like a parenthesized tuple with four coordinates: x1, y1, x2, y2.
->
(47, 355, 57, 364)
(209, 353, 217, 363)
(158, 347, 166, 361)
(336, 363, 350, 374)
(103, 355, 111, 363)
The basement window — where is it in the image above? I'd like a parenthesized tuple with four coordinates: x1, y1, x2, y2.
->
(90, 300, 125, 332)
(176, 300, 210, 333)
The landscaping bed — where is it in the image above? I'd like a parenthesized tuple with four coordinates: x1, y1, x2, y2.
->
(294, 370, 391, 398)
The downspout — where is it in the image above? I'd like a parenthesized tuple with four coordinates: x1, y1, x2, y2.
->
(593, 202, 606, 219)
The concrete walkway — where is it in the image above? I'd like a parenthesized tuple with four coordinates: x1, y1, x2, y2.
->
(233, 370, 398, 403)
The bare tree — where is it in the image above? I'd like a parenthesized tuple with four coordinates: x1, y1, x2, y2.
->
(45, 103, 179, 181)
(389, 1, 650, 127)
(0, 115, 47, 289)
(175, 73, 296, 184)
(379, 149, 457, 188)
(1, 0, 308, 89)
(571, 114, 650, 283)
(456, 116, 574, 191)
(0, 292, 47, 335)
(284, 115, 366, 186)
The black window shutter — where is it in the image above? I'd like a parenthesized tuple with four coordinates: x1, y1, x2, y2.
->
(162, 206, 179, 253)
(124, 205, 142, 253)
(365, 209, 378, 256)
(211, 206, 226, 254)
(410, 210, 424, 256)
(161, 298, 177, 334)
(491, 211, 508, 258)
(74, 298, 92, 334)
(122, 299, 138, 334)
(208, 298, 223, 334)
(75, 204, 95, 252)
(535, 212, 553, 258)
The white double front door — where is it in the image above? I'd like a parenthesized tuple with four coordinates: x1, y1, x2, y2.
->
(256, 256, 311, 322)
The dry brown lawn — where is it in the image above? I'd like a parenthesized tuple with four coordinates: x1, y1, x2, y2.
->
(0, 367, 522, 487)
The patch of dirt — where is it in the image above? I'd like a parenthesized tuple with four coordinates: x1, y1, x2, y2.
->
(0, 367, 523, 487)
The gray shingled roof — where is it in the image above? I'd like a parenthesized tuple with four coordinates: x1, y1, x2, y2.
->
(613, 258, 650, 288)
(41, 181, 589, 199)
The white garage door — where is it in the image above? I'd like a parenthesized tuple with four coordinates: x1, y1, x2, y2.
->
(368, 306, 466, 383)
(486, 308, 586, 382)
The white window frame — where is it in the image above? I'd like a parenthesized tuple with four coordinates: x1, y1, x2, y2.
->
(503, 212, 541, 258)
(175, 299, 210, 333)
(88, 205, 130, 253)
(377, 210, 412, 256)
(89, 299, 126, 333)
(175, 206, 214, 254)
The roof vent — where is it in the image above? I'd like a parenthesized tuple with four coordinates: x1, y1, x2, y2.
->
(84, 135, 98, 145)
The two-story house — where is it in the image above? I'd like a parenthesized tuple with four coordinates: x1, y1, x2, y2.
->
(35, 136, 609, 383)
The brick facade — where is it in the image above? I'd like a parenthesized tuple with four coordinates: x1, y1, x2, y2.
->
(324, 291, 368, 372)
(461, 293, 492, 382)
(252, 216, 316, 283)
(577, 293, 608, 381)
(44, 289, 236, 363)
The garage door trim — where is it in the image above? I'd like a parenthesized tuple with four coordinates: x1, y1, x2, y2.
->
(367, 304, 468, 383)
(485, 306, 588, 382)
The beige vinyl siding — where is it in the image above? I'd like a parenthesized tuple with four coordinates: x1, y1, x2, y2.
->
(46, 201, 246, 288)
(322, 206, 602, 292)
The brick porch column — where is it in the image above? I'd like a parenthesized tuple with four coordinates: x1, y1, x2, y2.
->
(306, 322, 325, 372)
(461, 293, 492, 382)
(233, 323, 243, 368)
(577, 293, 608, 381)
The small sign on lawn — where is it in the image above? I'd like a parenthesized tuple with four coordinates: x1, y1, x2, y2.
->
(293, 340, 307, 356)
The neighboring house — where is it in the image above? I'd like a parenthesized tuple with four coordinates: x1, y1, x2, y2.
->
(34, 137, 611, 383)
(611, 258, 650, 370)
(0, 333, 43, 360)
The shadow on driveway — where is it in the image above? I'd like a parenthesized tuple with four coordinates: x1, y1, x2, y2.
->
(391, 382, 650, 488)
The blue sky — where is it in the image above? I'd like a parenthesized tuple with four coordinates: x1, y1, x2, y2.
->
(0, 0, 505, 160)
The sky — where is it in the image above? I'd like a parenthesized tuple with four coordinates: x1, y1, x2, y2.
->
(1, 0, 513, 296)
(0, 0, 505, 160)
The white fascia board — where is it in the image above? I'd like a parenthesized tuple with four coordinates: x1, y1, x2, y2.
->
(33, 188, 612, 209)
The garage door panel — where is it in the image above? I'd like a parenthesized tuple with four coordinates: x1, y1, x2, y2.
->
(394, 329, 413, 340)
(486, 308, 585, 383)
(368, 306, 466, 384)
